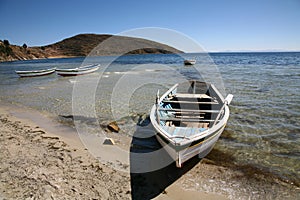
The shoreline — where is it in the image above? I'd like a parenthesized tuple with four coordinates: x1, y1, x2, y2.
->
(1, 51, 300, 63)
(0, 102, 228, 199)
(0, 102, 299, 199)
(0, 55, 84, 63)
(0, 52, 182, 63)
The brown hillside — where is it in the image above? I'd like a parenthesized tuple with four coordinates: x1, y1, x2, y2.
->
(0, 34, 183, 62)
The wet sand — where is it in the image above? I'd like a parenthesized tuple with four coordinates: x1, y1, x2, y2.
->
(0, 103, 299, 199)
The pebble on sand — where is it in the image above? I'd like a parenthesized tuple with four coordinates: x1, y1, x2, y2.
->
(107, 121, 120, 133)
(103, 138, 115, 145)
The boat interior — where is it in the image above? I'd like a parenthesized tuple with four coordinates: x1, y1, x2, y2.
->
(157, 81, 224, 138)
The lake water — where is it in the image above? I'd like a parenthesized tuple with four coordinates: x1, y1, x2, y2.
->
(0, 52, 299, 186)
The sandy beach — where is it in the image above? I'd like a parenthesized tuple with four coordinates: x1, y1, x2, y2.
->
(0, 104, 131, 199)
(0, 103, 299, 200)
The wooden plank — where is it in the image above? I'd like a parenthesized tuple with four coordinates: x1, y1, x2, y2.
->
(174, 115, 204, 119)
(174, 112, 204, 116)
(175, 93, 212, 99)
(162, 100, 219, 105)
(160, 118, 216, 122)
(158, 108, 220, 113)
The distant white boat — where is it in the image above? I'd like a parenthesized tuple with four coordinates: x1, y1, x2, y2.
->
(15, 68, 56, 77)
(150, 80, 233, 167)
(56, 64, 100, 76)
(184, 59, 196, 65)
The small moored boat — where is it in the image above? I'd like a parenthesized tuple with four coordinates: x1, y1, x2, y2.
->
(150, 80, 233, 167)
(15, 68, 56, 77)
(56, 64, 100, 76)
(184, 59, 196, 65)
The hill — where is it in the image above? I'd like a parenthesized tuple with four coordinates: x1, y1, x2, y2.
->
(0, 34, 183, 62)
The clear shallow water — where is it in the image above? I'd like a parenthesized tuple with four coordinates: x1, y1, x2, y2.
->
(0, 52, 299, 186)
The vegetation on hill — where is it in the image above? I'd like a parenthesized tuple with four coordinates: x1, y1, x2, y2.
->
(0, 34, 182, 62)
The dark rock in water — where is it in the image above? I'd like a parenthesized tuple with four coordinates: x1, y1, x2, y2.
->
(107, 121, 120, 133)
(59, 115, 74, 119)
(58, 115, 75, 126)
(256, 87, 269, 93)
(59, 114, 99, 127)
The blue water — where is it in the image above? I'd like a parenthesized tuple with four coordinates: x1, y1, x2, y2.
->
(0, 52, 299, 186)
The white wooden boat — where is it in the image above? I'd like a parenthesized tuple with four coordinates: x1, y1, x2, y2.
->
(56, 64, 100, 76)
(150, 80, 233, 167)
(15, 68, 56, 77)
(184, 59, 196, 65)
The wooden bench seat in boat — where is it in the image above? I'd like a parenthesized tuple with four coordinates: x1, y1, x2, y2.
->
(158, 108, 220, 113)
(174, 93, 212, 99)
(160, 117, 217, 122)
(162, 100, 219, 105)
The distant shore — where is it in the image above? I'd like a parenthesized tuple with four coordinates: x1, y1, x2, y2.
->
(0, 34, 183, 62)
(1, 101, 299, 199)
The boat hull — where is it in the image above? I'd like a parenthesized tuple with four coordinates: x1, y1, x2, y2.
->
(16, 68, 56, 77)
(155, 124, 225, 167)
(56, 65, 99, 76)
(184, 60, 196, 65)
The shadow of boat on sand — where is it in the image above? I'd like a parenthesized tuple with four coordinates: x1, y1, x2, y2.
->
(130, 124, 201, 200)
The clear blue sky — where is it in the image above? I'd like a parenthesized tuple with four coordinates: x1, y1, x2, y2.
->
(1, 0, 299, 52)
